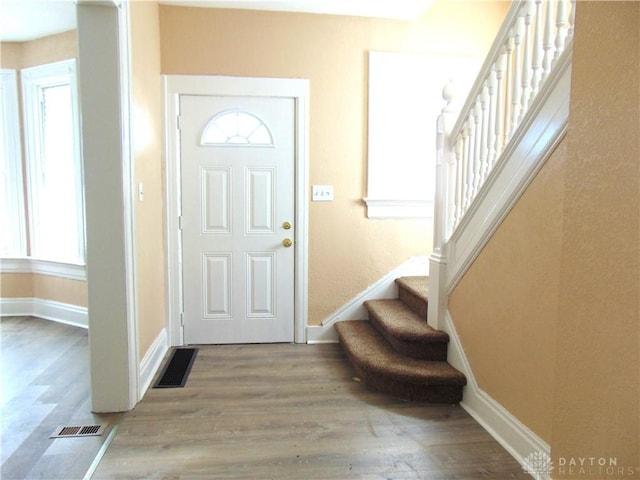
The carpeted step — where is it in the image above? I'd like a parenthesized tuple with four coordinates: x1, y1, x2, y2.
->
(396, 276, 428, 318)
(364, 299, 449, 361)
(335, 320, 466, 403)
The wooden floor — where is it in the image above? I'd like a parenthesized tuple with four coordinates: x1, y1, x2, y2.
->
(1, 317, 122, 480)
(93, 343, 530, 479)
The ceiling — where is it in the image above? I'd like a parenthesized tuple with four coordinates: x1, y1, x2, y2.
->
(0, 0, 433, 43)
(0, 1, 76, 42)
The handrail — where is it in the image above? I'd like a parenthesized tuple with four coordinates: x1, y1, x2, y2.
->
(441, 0, 575, 236)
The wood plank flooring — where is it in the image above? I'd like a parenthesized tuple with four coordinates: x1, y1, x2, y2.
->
(93, 343, 530, 479)
(1, 317, 122, 480)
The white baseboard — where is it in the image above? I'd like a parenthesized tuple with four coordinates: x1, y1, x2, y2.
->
(442, 310, 550, 476)
(306, 325, 339, 343)
(0, 297, 88, 329)
(138, 327, 169, 399)
(306, 256, 429, 344)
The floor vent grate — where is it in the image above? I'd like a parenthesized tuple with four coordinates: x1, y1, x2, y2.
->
(50, 424, 107, 439)
(154, 347, 198, 388)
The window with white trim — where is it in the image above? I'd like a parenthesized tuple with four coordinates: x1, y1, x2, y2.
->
(21, 59, 85, 265)
(0, 69, 27, 257)
(365, 51, 476, 219)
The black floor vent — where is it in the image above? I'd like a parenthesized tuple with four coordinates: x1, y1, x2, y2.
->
(154, 347, 198, 388)
(50, 424, 107, 438)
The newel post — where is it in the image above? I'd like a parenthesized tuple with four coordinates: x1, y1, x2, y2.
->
(427, 82, 456, 330)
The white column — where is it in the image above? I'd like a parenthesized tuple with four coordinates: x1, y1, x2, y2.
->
(77, 0, 139, 413)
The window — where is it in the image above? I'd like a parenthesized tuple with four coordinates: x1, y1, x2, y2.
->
(365, 51, 476, 219)
(201, 110, 274, 146)
(21, 59, 84, 265)
(0, 69, 26, 257)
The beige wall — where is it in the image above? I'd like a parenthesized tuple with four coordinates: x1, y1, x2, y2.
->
(0, 30, 87, 310)
(130, 2, 167, 358)
(0, 274, 34, 298)
(21, 30, 77, 69)
(449, 1, 639, 472)
(552, 1, 639, 474)
(449, 141, 566, 442)
(0, 273, 87, 307)
(159, 1, 508, 325)
(1, 30, 77, 69)
(0, 42, 23, 69)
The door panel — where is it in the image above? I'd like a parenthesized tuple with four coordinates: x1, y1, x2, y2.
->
(202, 167, 231, 233)
(180, 95, 295, 344)
(203, 254, 231, 317)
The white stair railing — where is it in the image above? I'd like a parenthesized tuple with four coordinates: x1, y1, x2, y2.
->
(441, 0, 575, 239)
(428, 0, 574, 330)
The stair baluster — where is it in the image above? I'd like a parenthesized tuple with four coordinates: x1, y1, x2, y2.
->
(436, 0, 575, 241)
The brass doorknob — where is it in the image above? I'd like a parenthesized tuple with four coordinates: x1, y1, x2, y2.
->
(282, 238, 293, 248)
(282, 221, 292, 230)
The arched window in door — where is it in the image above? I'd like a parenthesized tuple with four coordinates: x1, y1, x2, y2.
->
(201, 110, 274, 146)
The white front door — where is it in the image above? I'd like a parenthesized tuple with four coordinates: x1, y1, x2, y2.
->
(180, 95, 295, 344)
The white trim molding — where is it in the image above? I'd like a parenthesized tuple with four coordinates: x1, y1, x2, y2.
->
(446, 51, 572, 293)
(363, 198, 433, 219)
(138, 328, 169, 399)
(441, 311, 550, 476)
(0, 297, 88, 329)
(0, 258, 86, 280)
(163, 74, 310, 347)
(307, 256, 429, 343)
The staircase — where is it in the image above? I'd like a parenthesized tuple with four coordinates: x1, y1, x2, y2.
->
(334, 276, 466, 403)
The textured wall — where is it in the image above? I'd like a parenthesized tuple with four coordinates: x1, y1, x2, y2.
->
(449, 140, 567, 443)
(551, 2, 639, 474)
(158, 0, 508, 325)
(130, 1, 167, 359)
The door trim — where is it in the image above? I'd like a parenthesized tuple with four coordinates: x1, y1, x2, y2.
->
(163, 75, 309, 346)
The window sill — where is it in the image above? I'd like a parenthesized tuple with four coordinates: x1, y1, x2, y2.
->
(363, 198, 434, 220)
(0, 258, 86, 281)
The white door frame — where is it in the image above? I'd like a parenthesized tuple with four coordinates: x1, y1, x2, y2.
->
(163, 75, 309, 346)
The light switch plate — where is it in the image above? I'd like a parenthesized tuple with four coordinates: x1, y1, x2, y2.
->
(312, 185, 333, 201)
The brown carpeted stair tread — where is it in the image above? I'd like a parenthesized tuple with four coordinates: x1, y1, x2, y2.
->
(334, 276, 466, 403)
(395, 276, 429, 318)
(364, 299, 449, 344)
(335, 320, 466, 387)
(395, 276, 429, 301)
